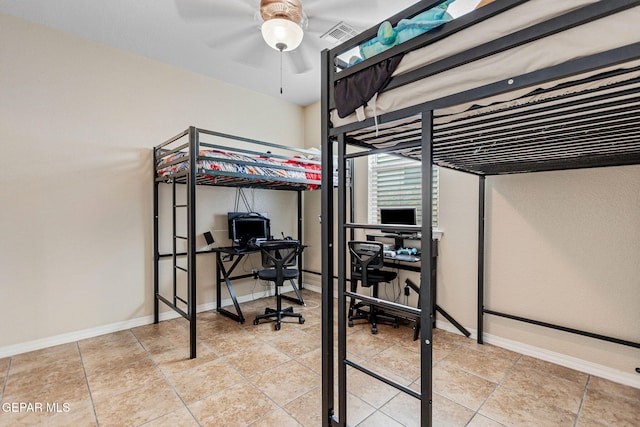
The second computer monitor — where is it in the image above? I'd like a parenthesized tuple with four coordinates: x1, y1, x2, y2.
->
(379, 207, 416, 234)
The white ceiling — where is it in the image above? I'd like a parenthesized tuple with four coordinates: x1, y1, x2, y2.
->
(0, 0, 430, 106)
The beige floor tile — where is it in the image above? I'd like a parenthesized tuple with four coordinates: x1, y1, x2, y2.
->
(501, 363, 585, 413)
(153, 342, 220, 376)
(284, 387, 324, 427)
(139, 407, 199, 426)
(345, 330, 395, 360)
(93, 379, 183, 427)
(580, 385, 640, 426)
(461, 339, 521, 363)
(346, 365, 404, 408)
(443, 345, 517, 383)
(433, 360, 497, 411)
(168, 357, 245, 404)
(296, 347, 322, 375)
(346, 392, 377, 426)
(467, 413, 508, 426)
(516, 355, 588, 385)
(366, 343, 422, 382)
(248, 408, 302, 427)
(224, 341, 291, 377)
(7, 343, 80, 376)
(260, 329, 320, 358)
(189, 381, 277, 426)
(199, 328, 258, 357)
(78, 330, 140, 356)
(85, 356, 164, 398)
(250, 360, 320, 406)
(357, 410, 404, 427)
(587, 375, 640, 401)
(479, 386, 577, 427)
(575, 416, 608, 427)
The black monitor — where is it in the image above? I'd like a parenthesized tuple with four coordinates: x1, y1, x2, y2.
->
(379, 207, 416, 234)
(228, 212, 270, 244)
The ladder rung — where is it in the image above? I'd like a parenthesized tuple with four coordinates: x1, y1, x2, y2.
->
(175, 295, 188, 305)
(174, 266, 187, 272)
(174, 235, 188, 240)
(174, 204, 187, 208)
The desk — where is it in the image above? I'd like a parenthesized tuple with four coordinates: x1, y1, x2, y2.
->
(212, 245, 305, 323)
(366, 234, 470, 339)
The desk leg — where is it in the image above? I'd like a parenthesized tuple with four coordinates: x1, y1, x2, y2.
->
(280, 279, 306, 306)
(406, 278, 470, 340)
(215, 254, 246, 323)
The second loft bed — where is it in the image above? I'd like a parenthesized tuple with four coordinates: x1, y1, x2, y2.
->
(321, 1, 640, 426)
(153, 127, 325, 359)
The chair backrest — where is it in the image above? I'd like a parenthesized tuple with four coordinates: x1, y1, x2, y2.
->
(260, 240, 301, 270)
(348, 241, 385, 271)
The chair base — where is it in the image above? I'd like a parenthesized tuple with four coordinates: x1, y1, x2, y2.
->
(348, 302, 399, 335)
(253, 306, 305, 331)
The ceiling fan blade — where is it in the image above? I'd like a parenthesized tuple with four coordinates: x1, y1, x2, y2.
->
(286, 48, 311, 74)
(214, 31, 276, 69)
(174, 0, 255, 21)
(304, 0, 382, 20)
(203, 25, 260, 51)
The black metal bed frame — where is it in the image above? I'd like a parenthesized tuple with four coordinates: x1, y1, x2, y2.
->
(321, 1, 640, 426)
(153, 126, 320, 359)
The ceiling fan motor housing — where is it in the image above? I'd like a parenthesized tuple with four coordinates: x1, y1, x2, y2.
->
(260, 0, 303, 24)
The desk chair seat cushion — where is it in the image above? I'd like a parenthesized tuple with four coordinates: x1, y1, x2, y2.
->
(258, 268, 298, 281)
(351, 269, 397, 286)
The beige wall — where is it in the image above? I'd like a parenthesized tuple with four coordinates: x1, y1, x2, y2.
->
(0, 13, 304, 350)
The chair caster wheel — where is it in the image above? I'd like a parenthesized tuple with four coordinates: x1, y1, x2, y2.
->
(275, 323, 281, 331)
(348, 320, 354, 327)
(299, 317, 305, 324)
(393, 323, 399, 329)
(371, 327, 378, 334)
(253, 319, 259, 325)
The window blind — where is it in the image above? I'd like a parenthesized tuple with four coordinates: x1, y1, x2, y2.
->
(368, 154, 439, 227)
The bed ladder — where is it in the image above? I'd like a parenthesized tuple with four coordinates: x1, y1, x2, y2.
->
(153, 127, 199, 359)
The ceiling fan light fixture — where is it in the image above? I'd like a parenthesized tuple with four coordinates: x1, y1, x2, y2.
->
(261, 18, 303, 52)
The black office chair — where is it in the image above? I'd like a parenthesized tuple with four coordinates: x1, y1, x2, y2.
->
(348, 241, 399, 334)
(253, 240, 305, 331)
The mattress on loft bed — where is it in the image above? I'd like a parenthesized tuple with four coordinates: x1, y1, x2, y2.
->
(343, 59, 640, 174)
(157, 149, 322, 190)
(331, 0, 640, 128)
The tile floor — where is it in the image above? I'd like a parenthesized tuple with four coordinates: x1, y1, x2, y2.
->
(1, 289, 638, 426)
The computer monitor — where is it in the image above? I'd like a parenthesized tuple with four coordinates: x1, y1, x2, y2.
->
(228, 212, 270, 244)
(379, 207, 416, 234)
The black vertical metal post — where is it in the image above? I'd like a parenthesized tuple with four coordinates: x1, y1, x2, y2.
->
(187, 126, 198, 359)
(172, 181, 178, 306)
(477, 176, 486, 344)
(420, 110, 434, 427)
(297, 190, 304, 289)
(153, 150, 159, 324)
(320, 48, 336, 427)
(337, 133, 348, 426)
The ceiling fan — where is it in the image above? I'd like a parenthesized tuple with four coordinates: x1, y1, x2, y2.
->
(174, 0, 371, 75)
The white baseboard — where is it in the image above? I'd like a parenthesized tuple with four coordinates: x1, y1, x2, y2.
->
(0, 283, 309, 358)
(435, 319, 640, 389)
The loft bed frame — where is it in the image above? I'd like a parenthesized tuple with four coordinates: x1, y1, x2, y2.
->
(321, 0, 640, 426)
(153, 126, 322, 359)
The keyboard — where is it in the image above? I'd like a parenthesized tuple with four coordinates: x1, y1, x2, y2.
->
(389, 254, 420, 262)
